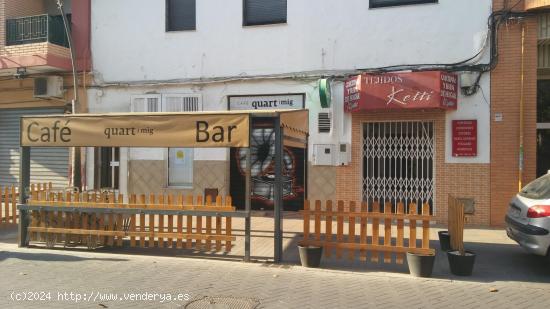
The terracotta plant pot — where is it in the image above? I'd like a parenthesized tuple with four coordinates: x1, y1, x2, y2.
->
(298, 245, 323, 268)
(407, 252, 436, 278)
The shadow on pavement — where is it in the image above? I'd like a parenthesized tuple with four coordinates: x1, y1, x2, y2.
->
(281, 235, 550, 285)
(0, 250, 129, 262)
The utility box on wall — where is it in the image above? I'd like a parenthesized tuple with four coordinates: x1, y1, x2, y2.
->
(337, 143, 351, 166)
(313, 144, 335, 166)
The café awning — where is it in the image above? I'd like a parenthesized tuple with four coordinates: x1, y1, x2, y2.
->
(20, 109, 309, 148)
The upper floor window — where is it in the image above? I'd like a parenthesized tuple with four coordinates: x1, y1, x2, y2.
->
(243, 0, 287, 26)
(166, 0, 196, 31)
(370, 0, 437, 8)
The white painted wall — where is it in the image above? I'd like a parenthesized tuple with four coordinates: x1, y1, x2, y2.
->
(91, 0, 492, 82)
(89, 0, 493, 165)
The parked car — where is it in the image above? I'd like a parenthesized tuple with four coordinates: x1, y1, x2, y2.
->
(506, 173, 550, 258)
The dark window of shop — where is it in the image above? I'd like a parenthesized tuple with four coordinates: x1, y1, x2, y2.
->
(243, 0, 287, 26)
(370, 0, 437, 8)
(166, 0, 196, 31)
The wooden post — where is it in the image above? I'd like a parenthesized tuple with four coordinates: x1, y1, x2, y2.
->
(396, 202, 405, 264)
(167, 194, 174, 248)
(359, 201, 368, 262)
(348, 201, 356, 261)
(215, 196, 223, 252)
(383, 202, 392, 263)
(176, 194, 184, 249)
(409, 203, 417, 250)
(205, 195, 212, 251)
(336, 200, 344, 259)
(325, 200, 333, 258)
(371, 201, 380, 263)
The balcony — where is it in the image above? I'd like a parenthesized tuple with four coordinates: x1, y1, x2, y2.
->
(526, 0, 550, 11)
(6, 14, 69, 48)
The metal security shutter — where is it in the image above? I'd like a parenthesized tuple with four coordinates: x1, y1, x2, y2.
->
(244, 0, 287, 26)
(0, 108, 69, 189)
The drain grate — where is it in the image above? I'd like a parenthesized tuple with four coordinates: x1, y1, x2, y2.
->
(184, 296, 260, 309)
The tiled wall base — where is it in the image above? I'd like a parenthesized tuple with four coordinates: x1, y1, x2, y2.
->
(128, 160, 228, 197)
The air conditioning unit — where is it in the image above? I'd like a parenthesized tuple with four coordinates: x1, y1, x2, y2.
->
(337, 143, 351, 166)
(33, 76, 64, 98)
(312, 144, 335, 166)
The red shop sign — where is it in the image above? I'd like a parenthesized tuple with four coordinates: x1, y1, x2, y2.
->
(452, 120, 477, 157)
(344, 71, 458, 112)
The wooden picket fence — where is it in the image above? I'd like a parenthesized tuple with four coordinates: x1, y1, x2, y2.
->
(448, 195, 465, 254)
(300, 200, 434, 264)
(0, 183, 51, 224)
(25, 190, 236, 252)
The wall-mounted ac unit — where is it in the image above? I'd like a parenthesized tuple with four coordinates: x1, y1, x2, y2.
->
(33, 76, 64, 98)
(312, 144, 335, 166)
(337, 143, 351, 166)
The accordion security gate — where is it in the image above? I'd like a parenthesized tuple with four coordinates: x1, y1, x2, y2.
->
(362, 121, 435, 213)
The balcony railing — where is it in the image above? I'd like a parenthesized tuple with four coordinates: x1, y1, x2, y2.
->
(6, 14, 70, 48)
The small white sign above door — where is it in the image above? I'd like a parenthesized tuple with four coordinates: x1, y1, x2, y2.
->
(228, 94, 305, 110)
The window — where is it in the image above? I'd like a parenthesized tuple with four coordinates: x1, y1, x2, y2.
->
(166, 0, 196, 31)
(243, 0, 287, 26)
(130, 94, 161, 112)
(163, 94, 202, 188)
(369, 0, 437, 9)
(130, 94, 202, 188)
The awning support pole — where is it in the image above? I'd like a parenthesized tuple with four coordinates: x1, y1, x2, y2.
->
(18, 146, 31, 247)
(274, 116, 283, 263)
(244, 144, 252, 262)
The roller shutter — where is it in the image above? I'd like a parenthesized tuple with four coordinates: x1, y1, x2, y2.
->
(0, 108, 69, 189)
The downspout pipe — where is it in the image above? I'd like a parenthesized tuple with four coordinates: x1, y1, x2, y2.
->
(519, 24, 525, 192)
(57, 0, 82, 189)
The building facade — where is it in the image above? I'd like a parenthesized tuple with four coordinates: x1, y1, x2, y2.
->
(86, 0, 544, 226)
(0, 0, 91, 189)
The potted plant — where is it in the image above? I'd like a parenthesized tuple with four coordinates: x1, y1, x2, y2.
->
(447, 196, 476, 276)
(298, 244, 323, 268)
(407, 251, 436, 278)
(438, 230, 451, 252)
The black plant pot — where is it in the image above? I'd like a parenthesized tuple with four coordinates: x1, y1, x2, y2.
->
(447, 250, 476, 276)
(438, 231, 451, 252)
(407, 252, 436, 278)
(298, 245, 323, 268)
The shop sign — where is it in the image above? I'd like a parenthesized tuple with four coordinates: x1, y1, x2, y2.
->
(21, 113, 250, 148)
(228, 94, 305, 110)
(344, 71, 458, 112)
(452, 120, 477, 157)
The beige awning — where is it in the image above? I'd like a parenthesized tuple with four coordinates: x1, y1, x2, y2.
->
(20, 109, 309, 148)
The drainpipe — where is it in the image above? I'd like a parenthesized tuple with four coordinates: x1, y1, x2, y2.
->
(518, 24, 525, 192)
(57, 0, 82, 190)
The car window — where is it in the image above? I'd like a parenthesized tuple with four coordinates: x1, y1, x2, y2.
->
(519, 174, 550, 199)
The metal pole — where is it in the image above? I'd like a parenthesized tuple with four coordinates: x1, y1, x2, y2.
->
(244, 118, 252, 262)
(274, 116, 283, 263)
(57, 0, 81, 190)
(18, 146, 31, 247)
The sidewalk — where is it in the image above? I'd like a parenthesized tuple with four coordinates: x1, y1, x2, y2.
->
(1, 213, 550, 308)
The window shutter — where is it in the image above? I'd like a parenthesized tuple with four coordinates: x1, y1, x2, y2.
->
(318, 112, 331, 133)
(244, 0, 287, 26)
(130, 95, 161, 112)
(162, 94, 202, 112)
(166, 0, 196, 31)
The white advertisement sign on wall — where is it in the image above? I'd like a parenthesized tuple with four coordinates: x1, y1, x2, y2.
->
(228, 94, 305, 110)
